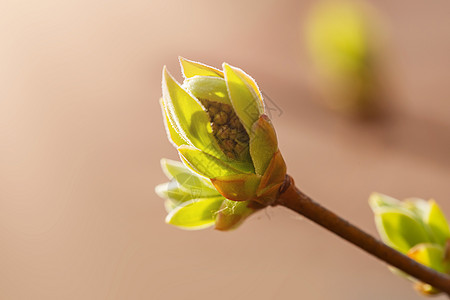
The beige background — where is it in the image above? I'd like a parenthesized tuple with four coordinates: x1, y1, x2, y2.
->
(1, 0, 450, 299)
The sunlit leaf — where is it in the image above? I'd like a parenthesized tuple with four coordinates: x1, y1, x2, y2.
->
(160, 98, 188, 147)
(165, 197, 224, 230)
(223, 63, 264, 135)
(161, 158, 214, 189)
(425, 200, 450, 246)
(369, 193, 403, 210)
(374, 208, 431, 253)
(179, 57, 224, 79)
(178, 146, 241, 178)
(407, 243, 449, 274)
(155, 182, 189, 202)
(155, 180, 219, 202)
(162, 67, 226, 160)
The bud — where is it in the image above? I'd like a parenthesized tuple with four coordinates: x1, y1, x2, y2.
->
(305, 0, 385, 117)
(156, 58, 287, 230)
(369, 193, 450, 295)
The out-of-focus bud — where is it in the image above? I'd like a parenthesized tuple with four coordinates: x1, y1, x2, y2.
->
(369, 193, 450, 295)
(156, 58, 287, 230)
(305, 0, 386, 118)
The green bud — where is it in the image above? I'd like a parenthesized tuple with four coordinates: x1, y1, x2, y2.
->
(156, 58, 287, 230)
(305, 0, 383, 117)
(369, 193, 450, 295)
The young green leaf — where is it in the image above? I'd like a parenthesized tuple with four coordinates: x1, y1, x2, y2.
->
(160, 98, 188, 147)
(369, 193, 403, 210)
(155, 181, 219, 203)
(162, 67, 226, 160)
(425, 200, 450, 246)
(161, 158, 214, 189)
(223, 63, 264, 135)
(179, 57, 224, 79)
(165, 197, 224, 230)
(374, 208, 431, 253)
(178, 146, 241, 178)
(407, 243, 450, 274)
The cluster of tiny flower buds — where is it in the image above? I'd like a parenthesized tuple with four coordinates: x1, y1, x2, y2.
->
(199, 99, 249, 160)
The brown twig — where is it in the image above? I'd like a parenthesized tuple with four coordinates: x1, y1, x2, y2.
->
(275, 175, 450, 295)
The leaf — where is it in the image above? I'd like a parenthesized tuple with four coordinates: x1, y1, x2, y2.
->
(184, 76, 232, 105)
(161, 158, 214, 189)
(425, 200, 450, 246)
(211, 173, 261, 201)
(404, 198, 429, 220)
(155, 181, 219, 203)
(179, 57, 224, 79)
(369, 193, 403, 210)
(215, 199, 262, 231)
(161, 158, 192, 179)
(249, 115, 278, 175)
(162, 67, 226, 160)
(160, 98, 188, 147)
(407, 243, 450, 274)
(178, 146, 241, 178)
(164, 199, 178, 212)
(165, 197, 224, 230)
(155, 182, 190, 202)
(374, 208, 431, 253)
(224, 63, 264, 108)
(223, 63, 264, 135)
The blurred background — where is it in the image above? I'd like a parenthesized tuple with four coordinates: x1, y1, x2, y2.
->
(1, 0, 450, 299)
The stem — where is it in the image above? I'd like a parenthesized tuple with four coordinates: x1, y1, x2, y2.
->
(275, 175, 450, 295)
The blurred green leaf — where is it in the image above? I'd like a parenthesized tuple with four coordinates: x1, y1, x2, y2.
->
(408, 243, 449, 295)
(155, 182, 189, 202)
(426, 200, 450, 246)
(369, 193, 403, 210)
(404, 198, 429, 219)
(161, 158, 193, 179)
(407, 243, 449, 274)
(164, 199, 178, 212)
(374, 208, 431, 253)
(305, 0, 369, 74)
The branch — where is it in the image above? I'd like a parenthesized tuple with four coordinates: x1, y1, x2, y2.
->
(275, 175, 450, 295)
